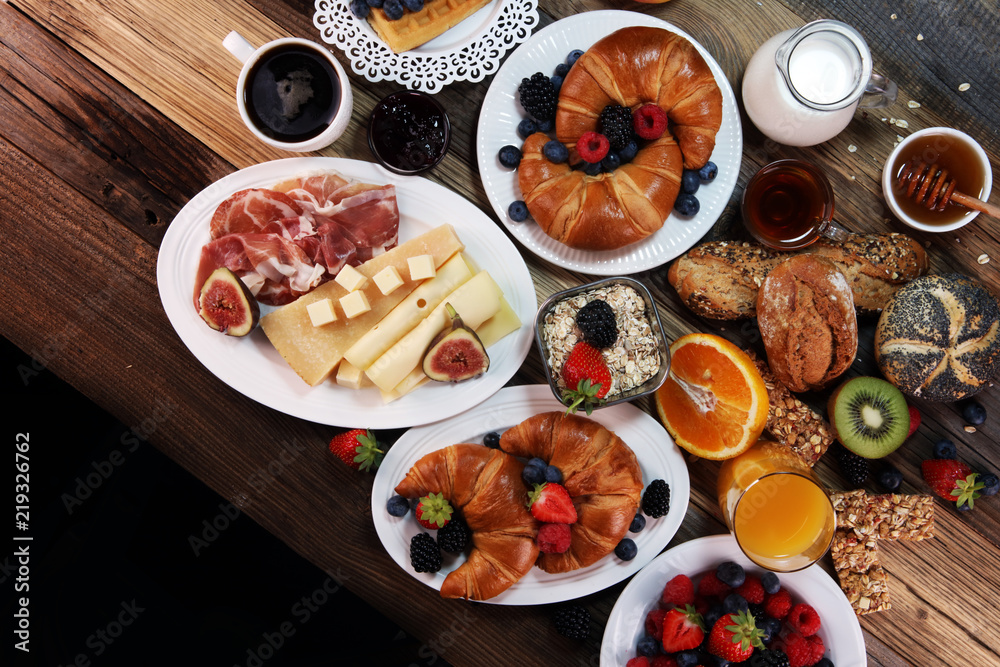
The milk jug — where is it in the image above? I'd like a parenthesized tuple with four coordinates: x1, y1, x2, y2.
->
(742, 20, 897, 147)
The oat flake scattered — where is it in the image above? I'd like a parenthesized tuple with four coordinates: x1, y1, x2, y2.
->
(978, 253, 990, 264)
(959, 82, 971, 92)
(891, 13, 897, 19)
(908, 100, 921, 109)
(848, 144, 857, 152)
(895, 119, 909, 129)
(965, 425, 977, 433)
(917, 33, 924, 41)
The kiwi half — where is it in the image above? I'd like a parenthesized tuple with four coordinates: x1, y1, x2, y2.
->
(828, 377, 910, 458)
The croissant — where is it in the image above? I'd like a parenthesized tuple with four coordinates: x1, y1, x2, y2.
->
(499, 412, 643, 573)
(518, 26, 723, 251)
(394, 444, 539, 600)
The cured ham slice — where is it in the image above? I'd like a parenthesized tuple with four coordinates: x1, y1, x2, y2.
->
(209, 189, 307, 239)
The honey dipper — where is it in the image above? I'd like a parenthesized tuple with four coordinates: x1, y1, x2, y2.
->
(896, 159, 1000, 217)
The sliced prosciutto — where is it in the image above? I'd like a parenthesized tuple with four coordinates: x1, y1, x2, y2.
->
(209, 189, 308, 239)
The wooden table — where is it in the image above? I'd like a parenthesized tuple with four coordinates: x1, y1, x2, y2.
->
(3, 0, 999, 664)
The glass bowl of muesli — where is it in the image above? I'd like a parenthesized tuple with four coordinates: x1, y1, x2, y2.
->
(535, 277, 669, 411)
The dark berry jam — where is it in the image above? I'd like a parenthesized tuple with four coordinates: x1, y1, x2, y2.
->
(368, 91, 451, 174)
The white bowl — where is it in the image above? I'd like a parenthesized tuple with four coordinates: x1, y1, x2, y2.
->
(881, 126, 992, 232)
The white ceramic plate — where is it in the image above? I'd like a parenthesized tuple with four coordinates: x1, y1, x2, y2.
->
(601, 534, 866, 666)
(313, 0, 538, 92)
(157, 157, 535, 428)
(371, 384, 691, 605)
(477, 10, 743, 275)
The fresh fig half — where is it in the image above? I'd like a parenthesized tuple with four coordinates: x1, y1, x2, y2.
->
(198, 267, 260, 336)
(422, 303, 490, 382)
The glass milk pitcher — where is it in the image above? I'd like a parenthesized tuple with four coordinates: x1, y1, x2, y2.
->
(742, 20, 897, 147)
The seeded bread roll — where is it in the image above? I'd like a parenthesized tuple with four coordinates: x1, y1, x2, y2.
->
(666, 233, 929, 320)
(757, 255, 858, 393)
(875, 274, 1000, 401)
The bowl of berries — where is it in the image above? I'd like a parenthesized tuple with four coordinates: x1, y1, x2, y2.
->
(601, 534, 866, 667)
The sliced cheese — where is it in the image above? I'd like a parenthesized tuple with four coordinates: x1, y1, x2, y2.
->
(306, 298, 337, 326)
(259, 224, 464, 386)
(380, 370, 430, 403)
(372, 266, 403, 295)
(334, 264, 368, 292)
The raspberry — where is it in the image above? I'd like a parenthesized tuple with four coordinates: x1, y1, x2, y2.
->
(576, 299, 618, 348)
(517, 72, 558, 121)
(661, 574, 695, 608)
(576, 131, 610, 163)
(598, 104, 634, 150)
(626, 658, 650, 667)
(806, 634, 825, 665)
(780, 631, 816, 667)
(787, 603, 821, 636)
(537, 523, 572, 553)
(763, 588, 793, 620)
(645, 608, 666, 637)
(650, 656, 678, 667)
(633, 104, 667, 140)
(697, 570, 731, 598)
(736, 574, 766, 604)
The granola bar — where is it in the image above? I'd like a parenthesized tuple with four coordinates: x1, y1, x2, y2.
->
(830, 528, 880, 573)
(836, 567, 892, 615)
(869, 493, 935, 541)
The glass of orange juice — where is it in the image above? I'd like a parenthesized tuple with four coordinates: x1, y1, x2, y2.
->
(717, 438, 835, 571)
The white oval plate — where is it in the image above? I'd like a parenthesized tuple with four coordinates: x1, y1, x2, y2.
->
(371, 384, 690, 605)
(601, 534, 866, 666)
(157, 157, 535, 428)
(313, 0, 538, 92)
(477, 10, 743, 275)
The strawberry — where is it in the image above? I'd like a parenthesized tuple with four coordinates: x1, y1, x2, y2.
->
(328, 428, 383, 471)
(921, 459, 984, 509)
(660, 605, 705, 653)
(415, 492, 453, 529)
(560, 341, 612, 415)
(906, 405, 920, 438)
(661, 574, 695, 608)
(706, 610, 765, 662)
(527, 482, 578, 524)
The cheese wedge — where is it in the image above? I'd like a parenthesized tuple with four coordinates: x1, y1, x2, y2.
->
(260, 224, 463, 386)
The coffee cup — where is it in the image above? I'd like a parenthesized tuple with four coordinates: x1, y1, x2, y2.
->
(223, 31, 353, 152)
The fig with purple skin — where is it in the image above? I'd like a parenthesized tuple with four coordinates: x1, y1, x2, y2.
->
(198, 267, 260, 337)
(422, 303, 490, 382)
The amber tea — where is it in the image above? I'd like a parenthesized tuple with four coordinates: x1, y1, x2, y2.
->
(741, 160, 836, 250)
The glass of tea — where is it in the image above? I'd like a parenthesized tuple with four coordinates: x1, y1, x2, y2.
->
(223, 31, 353, 152)
(741, 159, 851, 250)
(717, 439, 836, 572)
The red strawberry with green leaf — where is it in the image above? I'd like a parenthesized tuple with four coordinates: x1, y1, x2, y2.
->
(561, 341, 612, 415)
(706, 610, 765, 662)
(906, 405, 920, 438)
(328, 429, 383, 472)
(660, 604, 705, 653)
(921, 459, 984, 509)
(415, 493, 453, 529)
(527, 482, 578, 524)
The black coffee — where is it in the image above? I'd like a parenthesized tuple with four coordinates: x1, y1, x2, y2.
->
(244, 44, 341, 143)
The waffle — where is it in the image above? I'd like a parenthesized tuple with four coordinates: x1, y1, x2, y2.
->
(369, 0, 493, 53)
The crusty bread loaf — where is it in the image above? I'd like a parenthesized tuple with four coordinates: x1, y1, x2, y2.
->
(667, 233, 929, 320)
(368, 0, 492, 53)
(757, 255, 858, 393)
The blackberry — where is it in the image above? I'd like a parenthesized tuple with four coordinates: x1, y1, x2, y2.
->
(641, 479, 671, 518)
(598, 104, 634, 151)
(750, 649, 790, 667)
(438, 515, 469, 554)
(518, 72, 558, 121)
(553, 605, 591, 640)
(834, 443, 869, 487)
(575, 299, 618, 348)
(409, 533, 442, 573)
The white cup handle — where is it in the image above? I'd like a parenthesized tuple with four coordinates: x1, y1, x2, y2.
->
(223, 31, 256, 64)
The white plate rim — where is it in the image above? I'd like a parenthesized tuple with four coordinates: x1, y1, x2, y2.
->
(477, 9, 743, 275)
(370, 383, 691, 605)
(600, 534, 867, 666)
(157, 157, 536, 428)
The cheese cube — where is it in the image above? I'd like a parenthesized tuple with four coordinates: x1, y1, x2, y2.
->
(335, 360, 370, 390)
(306, 298, 337, 327)
(340, 290, 371, 319)
(407, 254, 436, 281)
(373, 266, 404, 295)
(335, 264, 368, 292)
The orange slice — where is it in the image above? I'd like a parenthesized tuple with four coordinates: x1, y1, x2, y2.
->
(655, 333, 769, 460)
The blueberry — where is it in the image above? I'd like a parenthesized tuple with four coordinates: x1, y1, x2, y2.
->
(962, 400, 987, 425)
(516, 118, 538, 139)
(521, 462, 545, 486)
(981, 472, 999, 496)
(602, 152, 621, 172)
(566, 49, 584, 66)
(629, 512, 646, 533)
(760, 571, 780, 595)
(507, 200, 528, 222)
(957, 501, 973, 512)
(535, 118, 554, 133)
(716, 561, 745, 587)
(350, 0, 370, 18)
(759, 616, 782, 642)
(698, 161, 719, 181)
(401, 0, 423, 10)
(703, 606, 722, 631)
(615, 538, 638, 561)
(681, 170, 701, 194)
(619, 140, 638, 163)
(704, 654, 731, 667)
(933, 439, 957, 459)
(555, 63, 570, 77)
(550, 75, 563, 94)
(582, 161, 602, 176)
(386, 495, 410, 517)
(879, 464, 903, 492)
(636, 634, 659, 657)
(544, 465, 563, 484)
(528, 457, 547, 469)
(365, 0, 385, 7)
(483, 431, 501, 449)
(498, 144, 522, 168)
(722, 593, 749, 614)
(674, 193, 700, 217)
(542, 140, 569, 164)
(382, 0, 404, 19)
(814, 660, 834, 667)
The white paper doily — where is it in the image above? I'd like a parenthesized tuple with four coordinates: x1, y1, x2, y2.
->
(313, 0, 538, 92)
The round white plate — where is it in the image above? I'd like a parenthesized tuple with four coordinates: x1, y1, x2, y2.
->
(371, 384, 690, 605)
(601, 534, 866, 666)
(477, 10, 743, 275)
(313, 0, 538, 92)
(157, 157, 535, 428)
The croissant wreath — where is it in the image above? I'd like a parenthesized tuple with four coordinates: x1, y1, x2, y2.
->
(499, 411, 643, 573)
(394, 444, 539, 600)
(518, 26, 723, 251)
